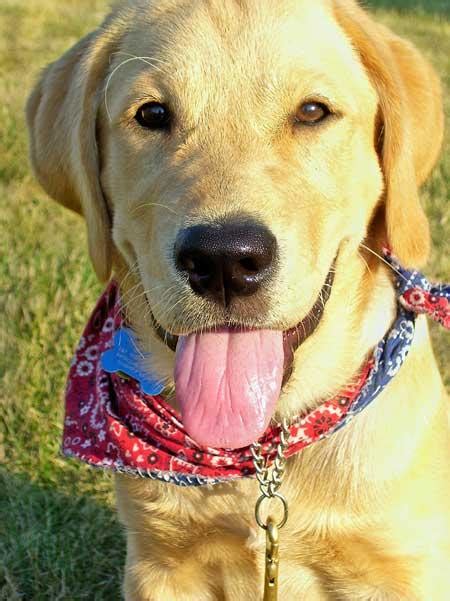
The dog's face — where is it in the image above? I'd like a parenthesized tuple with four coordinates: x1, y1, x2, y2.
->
(102, 0, 381, 332)
(27, 0, 442, 448)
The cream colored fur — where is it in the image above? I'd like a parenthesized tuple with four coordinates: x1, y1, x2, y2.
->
(27, 0, 448, 598)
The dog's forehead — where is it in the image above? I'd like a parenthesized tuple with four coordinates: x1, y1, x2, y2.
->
(117, 0, 370, 100)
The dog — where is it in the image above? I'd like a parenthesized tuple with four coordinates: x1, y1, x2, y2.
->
(26, 0, 449, 598)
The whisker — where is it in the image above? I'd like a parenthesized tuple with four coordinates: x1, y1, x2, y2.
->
(131, 202, 179, 216)
(357, 250, 373, 278)
(114, 282, 143, 320)
(117, 282, 177, 324)
(145, 284, 181, 313)
(118, 260, 140, 289)
(159, 294, 187, 322)
(104, 55, 164, 122)
(359, 243, 408, 283)
(116, 282, 141, 310)
(121, 283, 174, 316)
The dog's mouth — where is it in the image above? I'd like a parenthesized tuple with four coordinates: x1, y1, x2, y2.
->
(150, 264, 335, 449)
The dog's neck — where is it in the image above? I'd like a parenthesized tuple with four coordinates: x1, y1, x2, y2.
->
(282, 252, 444, 508)
(277, 248, 442, 504)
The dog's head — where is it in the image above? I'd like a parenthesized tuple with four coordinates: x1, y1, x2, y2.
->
(27, 0, 443, 448)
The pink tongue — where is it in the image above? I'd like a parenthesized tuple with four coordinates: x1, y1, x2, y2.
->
(174, 328, 283, 449)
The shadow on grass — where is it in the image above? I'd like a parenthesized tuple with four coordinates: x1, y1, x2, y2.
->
(0, 469, 125, 600)
(366, 0, 450, 16)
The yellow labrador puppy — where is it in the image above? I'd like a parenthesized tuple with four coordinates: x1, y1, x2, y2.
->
(27, 0, 449, 598)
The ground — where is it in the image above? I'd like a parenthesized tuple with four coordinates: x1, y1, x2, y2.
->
(0, 1, 448, 598)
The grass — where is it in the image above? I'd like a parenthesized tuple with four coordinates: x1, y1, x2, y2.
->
(366, 0, 450, 15)
(0, 0, 448, 598)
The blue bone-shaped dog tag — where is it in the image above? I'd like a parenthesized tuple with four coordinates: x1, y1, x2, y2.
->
(101, 327, 165, 395)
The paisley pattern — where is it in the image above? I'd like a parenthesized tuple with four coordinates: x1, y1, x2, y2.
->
(384, 249, 450, 329)
(63, 253, 449, 486)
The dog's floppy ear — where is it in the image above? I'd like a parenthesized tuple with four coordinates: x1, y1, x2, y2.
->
(334, 0, 444, 267)
(26, 22, 122, 281)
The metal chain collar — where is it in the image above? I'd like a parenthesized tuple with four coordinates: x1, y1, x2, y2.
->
(251, 417, 291, 530)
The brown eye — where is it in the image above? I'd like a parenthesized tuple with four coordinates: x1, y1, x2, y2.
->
(295, 101, 330, 125)
(135, 102, 171, 130)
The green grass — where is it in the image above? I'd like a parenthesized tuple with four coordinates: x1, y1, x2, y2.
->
(367, 0, 450, 16)
(0, 1, 449, 598)
(0, 472, 123, 600)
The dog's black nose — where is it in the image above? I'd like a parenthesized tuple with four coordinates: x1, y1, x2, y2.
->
(175, 219, 277, 306)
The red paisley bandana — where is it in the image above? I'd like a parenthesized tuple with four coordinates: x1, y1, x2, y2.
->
(63, 283, 372, 485)
(63, 253, 449, 486)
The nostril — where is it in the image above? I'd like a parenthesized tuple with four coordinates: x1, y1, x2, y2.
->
(238, 257, 261, 275)
(192, 256, 214, 278)
(178, 254, 214, 278)
(179, 256, 196, 272)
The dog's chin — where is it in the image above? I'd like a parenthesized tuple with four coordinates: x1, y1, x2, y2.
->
(149, 265, 335, 387)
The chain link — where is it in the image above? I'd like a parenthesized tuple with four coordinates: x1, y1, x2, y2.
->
(251, 418, 291, 530)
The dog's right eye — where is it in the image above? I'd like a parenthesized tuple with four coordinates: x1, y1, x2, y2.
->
(135, 102, 171, 130)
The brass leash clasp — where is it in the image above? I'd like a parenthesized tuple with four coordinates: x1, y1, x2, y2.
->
(264, 517, 280, 601)
(255, 494, 287, 601)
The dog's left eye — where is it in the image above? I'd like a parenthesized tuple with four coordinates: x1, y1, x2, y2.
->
(295, 101, 331, 125)
(135, 102, 171, 130)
